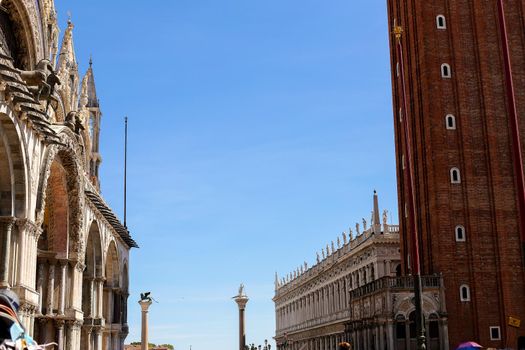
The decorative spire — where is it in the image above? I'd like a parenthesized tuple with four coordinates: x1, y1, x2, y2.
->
(373, 190, 381, 233)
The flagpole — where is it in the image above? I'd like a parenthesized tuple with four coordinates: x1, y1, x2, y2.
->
(124, 116, 128, 228)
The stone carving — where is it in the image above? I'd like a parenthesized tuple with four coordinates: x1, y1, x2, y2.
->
(383, 210, 388, 227)
(64, 111, 85, 134)
(342, 232, 347, 245)
(304, 261, 308, 271)
(349, 228, 353, 241)
(362, 218, 367, 231)
(316, 252, 320, 263)
(355, 223, 360, 235)
(17, 59, 60, 106)
(326, 244, 330, 256)
(322, 249, 325, 259)
(337, 236, 341, 248)
(331, 241, 335, 253)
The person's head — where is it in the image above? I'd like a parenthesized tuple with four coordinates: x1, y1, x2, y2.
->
(338, 342, 351, 350)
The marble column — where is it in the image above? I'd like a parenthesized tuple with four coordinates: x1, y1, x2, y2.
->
(386, 321, 395, 350)
(139, 299, 153, 350)
(95, 278, 104, 318)
(59, 261, 67, 315)
(0, 217, 15, 287)
(94, 326, 103, 350)
(56, 320, 65, 350)
(36, 262, 45, 314)
(47, 262, 56, 315)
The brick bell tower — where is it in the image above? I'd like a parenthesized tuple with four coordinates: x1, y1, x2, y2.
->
(387, 0, 525, 348)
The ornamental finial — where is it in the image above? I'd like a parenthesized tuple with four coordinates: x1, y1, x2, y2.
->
(393, 25, 403, 40)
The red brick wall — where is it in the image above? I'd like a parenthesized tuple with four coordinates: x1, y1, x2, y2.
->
(387, 0, 525, 347)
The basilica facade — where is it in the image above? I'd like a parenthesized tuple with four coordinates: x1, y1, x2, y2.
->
(273, 192, 448, 350)
(0, 1, 137, 349)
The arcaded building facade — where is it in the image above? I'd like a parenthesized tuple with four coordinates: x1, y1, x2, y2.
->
(273, 193, 448, 350)
(0, 1, 137, 349)
(387, 1, 525, 348)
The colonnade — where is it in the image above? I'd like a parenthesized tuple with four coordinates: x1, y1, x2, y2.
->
(277, 333, 347, 350)
(276, 261, 394, 332)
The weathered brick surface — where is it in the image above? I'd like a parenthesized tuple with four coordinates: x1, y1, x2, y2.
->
(387, 0, 525, 347)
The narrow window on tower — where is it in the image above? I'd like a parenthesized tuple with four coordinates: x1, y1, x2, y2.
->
(446, 114, 456, 130)
(436, 15, 446, 29)
(455, 225, 466, 242)
(460, 285, 470, 301)
(450, 167, 461, 184)
(490, 327, 501, 340)
(441, 63, 452, 78)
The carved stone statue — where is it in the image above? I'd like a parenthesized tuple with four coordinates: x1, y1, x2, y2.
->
(342, 232, 347, 245)
(322, 248, 325, 259)
(331, 241, 335, 253)
(17, 59, 61, 104)
(356, 223, 360, 234)
(362, 218, 367, 230)
(383, 209, 389, 227)
(337, 236, 341, 248)
(326, 244, 330, 256)
(238, 283, 245, 296)
(349, 228, 354, 241)
(316, 252, 321, 263)
(304, 261, 308, 270)
(64, 111, 85, 134)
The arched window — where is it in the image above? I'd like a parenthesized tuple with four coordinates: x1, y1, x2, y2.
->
(455, 225, 466, 242)
(450, 167, 461, 184)
(395, 314, 406, 339)
(441, 63, 452, 78)
(446, 114, 456, 129)
(460, 284, 470, 301)
(436, 15, 447, 29)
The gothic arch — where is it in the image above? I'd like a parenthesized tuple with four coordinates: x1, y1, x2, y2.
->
(0, 111, 28, 217)
(35, 131, 84, 257)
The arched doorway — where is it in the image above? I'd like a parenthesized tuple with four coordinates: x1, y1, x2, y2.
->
(0, 112, 26, 288)
(80, 221, 102, 350)
(34, 153, 80, 349)
(102, 241, 120, 350)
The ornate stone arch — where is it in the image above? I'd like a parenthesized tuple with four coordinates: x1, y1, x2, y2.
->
(394, 294, 441, 319)
(0, 107, 29, 217)
(35, 130, 84, 257)
(1, 0, 44, 69)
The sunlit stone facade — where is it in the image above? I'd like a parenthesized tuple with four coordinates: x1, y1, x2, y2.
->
(273, 192, 448, 350)
(0, 1, 137, 349)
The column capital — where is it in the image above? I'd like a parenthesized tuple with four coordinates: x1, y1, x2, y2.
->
(55, 319, 66, 329)
(93, 326, 103, 335)
(139, 299, 152, 312)
(15, 218, 41, 237)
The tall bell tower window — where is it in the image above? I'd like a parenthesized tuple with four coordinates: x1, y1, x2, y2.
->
(450, 168, 461, 184)
(436, 15, 446, 29)
(460, 285, 470, 301)
(446, 114, 456, 129)
(441, 64, 452, 78)
(455, 225, 466, 242)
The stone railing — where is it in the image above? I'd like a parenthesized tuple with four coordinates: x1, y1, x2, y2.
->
(350, 275, 442, 298)
(277, 309, 351, 336)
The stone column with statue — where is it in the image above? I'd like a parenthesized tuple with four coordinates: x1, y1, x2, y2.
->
(139, 292, 153, 350)
(233, 284, 249, 350)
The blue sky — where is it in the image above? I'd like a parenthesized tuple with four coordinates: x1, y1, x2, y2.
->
(55, 1, 397, 349)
